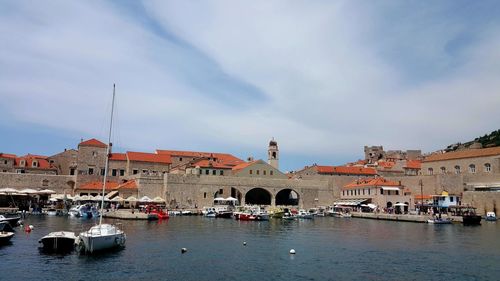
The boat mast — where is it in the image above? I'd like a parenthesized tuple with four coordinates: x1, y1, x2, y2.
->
(99, 84, 115, 226)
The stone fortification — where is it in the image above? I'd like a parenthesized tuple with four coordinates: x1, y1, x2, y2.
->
(0, 172, 76, 194)
(462, 191, 500, 215)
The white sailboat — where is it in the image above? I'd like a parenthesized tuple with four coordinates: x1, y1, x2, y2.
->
(77, 84, 126, 253)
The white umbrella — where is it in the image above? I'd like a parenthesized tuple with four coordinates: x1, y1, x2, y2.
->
(79, 195, 90, 201)
(367, 203, 377, 209)
(125, 196, 138, 202)
(0, 188, 19, 193)
(111, 196, 124, 202)
(153, 196, 165, 203)
(225, 197, 238, 201)
(394, 202, 408, 207)
(214, 197, 226, 201)
(73, 195, 81, 201)
(19, 188, 39, 194)
(38, 189, 56, 194)
(139, 196, 152, 202)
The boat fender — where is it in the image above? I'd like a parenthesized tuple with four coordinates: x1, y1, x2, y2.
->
(24, 225, 31, 233)
(289, 249, 296, 254)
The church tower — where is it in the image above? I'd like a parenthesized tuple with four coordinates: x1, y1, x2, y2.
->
(268, 138, 279, 170)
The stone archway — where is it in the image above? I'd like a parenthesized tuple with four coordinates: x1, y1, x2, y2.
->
(231, 187, 243, 204)
(387, 201, 393, 208)
(275, 188, 299, 206)
(245, 188, 272, 205)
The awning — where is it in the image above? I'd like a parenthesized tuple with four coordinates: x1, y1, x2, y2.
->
(333, 198, 370, 206)
(381, 187, 400, 191)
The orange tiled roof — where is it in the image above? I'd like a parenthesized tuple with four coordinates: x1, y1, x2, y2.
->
(109, 153, 127, 161)
(78, 181, 121, 190)
(191, 159, 234, 169)
(15, 154, 55, 170)
(404, 160, 421, 169)
(127, 151, 171, 164)
(423, 147, 500, 162)
(344, 177, 401, 189)
(79, 138, 107, 148)
(232, 161, 255, 171)
(0, 153, 17, 159)
(157, 150, 244, 166)
(414, 195, 433, 200)
(116, 180, 137, 189)
(377, 161, 395, 169)
(316, 165, 377, 175)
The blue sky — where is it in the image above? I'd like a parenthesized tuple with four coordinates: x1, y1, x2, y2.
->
(1, 1, 500, 172)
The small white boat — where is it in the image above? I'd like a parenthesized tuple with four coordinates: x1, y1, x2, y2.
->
(46, 208, 57, 216)
(77, 224, 126, 253)
(297, 209, 314, 219)
(39, 231, 77, 252)
(427, 218, 452, 224)
(486, 212, 497, 221)
(0, 215, 21, 226)
(0, 222, 15, 244)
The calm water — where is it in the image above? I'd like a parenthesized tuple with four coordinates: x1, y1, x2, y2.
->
(0, 215, 499, 281)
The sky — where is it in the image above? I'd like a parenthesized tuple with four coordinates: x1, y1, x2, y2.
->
(1, 1, 500, 172)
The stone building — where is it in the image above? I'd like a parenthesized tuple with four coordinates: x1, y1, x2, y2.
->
(48, 149, 78, 175)
(13, 154, 57, 175)
(268, 138, 279, 170)
(422, 147, 500, 176)
(231, 159, 287, 178)
(76, 138, 108, 176)
(340, 177, 413, 211)
(0, 153, 16, 173)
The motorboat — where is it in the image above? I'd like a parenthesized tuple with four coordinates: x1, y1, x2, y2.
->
(146, 205, 169, 219)
(427, 218, 452, 224)
(0, 214, 21, 226)
(485, 212, 497, 221)
(77, 85, 126, 254)
(297, 209, 313, 219)
(0, 222, 15, 244)
(46, 208, 57, 216)
(77, 224, 126, 253)
(39, 231, 77, 252)
(70, 204, 99, 218)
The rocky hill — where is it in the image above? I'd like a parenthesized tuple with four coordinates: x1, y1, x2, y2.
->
(445, 129, 500, 152)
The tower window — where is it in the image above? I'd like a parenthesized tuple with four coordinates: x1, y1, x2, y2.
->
(484, 163, 491, 172)
(270, 171, 273, 175)
(272, 152, 276, 159)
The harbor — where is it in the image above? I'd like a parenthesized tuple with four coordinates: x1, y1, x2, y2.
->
(1, 215, 499, 281)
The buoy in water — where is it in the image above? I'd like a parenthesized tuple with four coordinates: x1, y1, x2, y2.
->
(181, 248, 187, 254)
(289, 249, 296, 254)
(243, 242, 247, 246)
(29, 225, 34, 230)
(24, 225, 31, 233)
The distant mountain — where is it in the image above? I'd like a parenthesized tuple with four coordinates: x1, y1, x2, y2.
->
(445, 129, 500, 152)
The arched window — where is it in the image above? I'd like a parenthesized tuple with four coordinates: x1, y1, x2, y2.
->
(468, 164, 476, 174)
(32, 160, 38, 168)
(428, 168, 434, 175)
(484, 163, 491, 172)
(440, 167, 446, 174)
(454, 165, 461, 174)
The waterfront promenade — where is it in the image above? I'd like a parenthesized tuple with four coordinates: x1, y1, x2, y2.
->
(351, 211, 463, 223)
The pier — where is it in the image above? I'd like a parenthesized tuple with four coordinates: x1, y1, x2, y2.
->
(351, 212, 463, 223)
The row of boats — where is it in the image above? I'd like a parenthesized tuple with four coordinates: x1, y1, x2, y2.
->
(201, 206, 353, 221)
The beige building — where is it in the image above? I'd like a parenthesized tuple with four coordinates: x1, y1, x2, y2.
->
(422, 147, 500, 176)
(231, 159, 287, 179)
(340, 177, 413, 212)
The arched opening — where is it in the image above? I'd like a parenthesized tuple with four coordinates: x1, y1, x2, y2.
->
(231, 187, 242, 205)
(275, 189, 299, 206)
(404, 202, 409, 213)
(245, 188, 271, 205)
(386, 201, 393, 208)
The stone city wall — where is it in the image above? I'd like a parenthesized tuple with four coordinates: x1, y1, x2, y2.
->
(462, 191, 500, 216)
(0, 172, 76, 194)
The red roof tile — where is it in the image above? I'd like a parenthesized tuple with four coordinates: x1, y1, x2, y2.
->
(79, 138, 107, 148)
(315, 165, 377, 175)
(157, 150, 244, 166)
(423, 147, 500, 162)
(0, 153, 17, 159)
(232, 161, 255, 171)
(344, 177, 401, 189)
(404, 160, 421, 169)
(78, 181, 120, 190)
(109, 153, 127, 161)
(127, 151, 171, 164)
(191, 159, 234, 169)
(14, 154, 55, 170)
(377, 161, 395, 169)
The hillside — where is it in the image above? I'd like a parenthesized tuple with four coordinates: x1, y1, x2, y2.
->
(445, 129, 500, 152)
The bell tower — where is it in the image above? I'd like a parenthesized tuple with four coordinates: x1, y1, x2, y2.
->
(268, 138, 279, 170)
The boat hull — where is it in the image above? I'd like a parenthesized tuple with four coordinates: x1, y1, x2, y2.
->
(0, 232, 14, 244)
(78, 233, 126, 253)
(39, 232, 76, 252)
(463, 215, 482, 225)
(0, 216, 20, 226)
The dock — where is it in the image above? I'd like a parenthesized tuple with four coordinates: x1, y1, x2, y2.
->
(102, 210, 156, 220)
(351, 212, 463, 223)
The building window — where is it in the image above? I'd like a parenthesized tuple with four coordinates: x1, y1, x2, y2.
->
(112, 169, 117, 176)
(101, 168, 105, 176)
(484, 163, 491, 172)
(450, 196, 454, 202)
(342, 190, 344, 196)
(249, 170, 253, 175)
(440, 167, 446, 174)
(380, 188, 384, 195)
(20, 160, 25, 167)
(220, 170, 224, 176)
(120, 169, 125, 176)
(219, 189, 223, 195)
(212, 170, 216, 175)
(455, 165, 461, 174)
(256, 170, 260, 175)
(42, 179, 49, 187)
(199, 169, 203, 175)
(270, 171, 273, 175)
(179, 157, 183, 162)
(70, 168, 75, 175)
(92, 151, 97, 157)
(3, 160, 7, 164)
(204, 192, 207, 198)
(205, 170, 209, 175)
(32, 161, 38, 168)
(88, 168, 94, 175)
(368, 188, 370, 195)
(263, 170, 267, 175)
(428, 168, 434, 175)
(468, 164, 476, 174)
(133, 169, 138, 175)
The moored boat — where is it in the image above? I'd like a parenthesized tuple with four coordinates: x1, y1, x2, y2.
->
(0, 214, 21, 226)
(427, 218, 452, 224)
(0, 222, 15, 244)
(39, 231, 77, 252)
(77, 224, 126, 253)
(485, 212, 497, 221)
